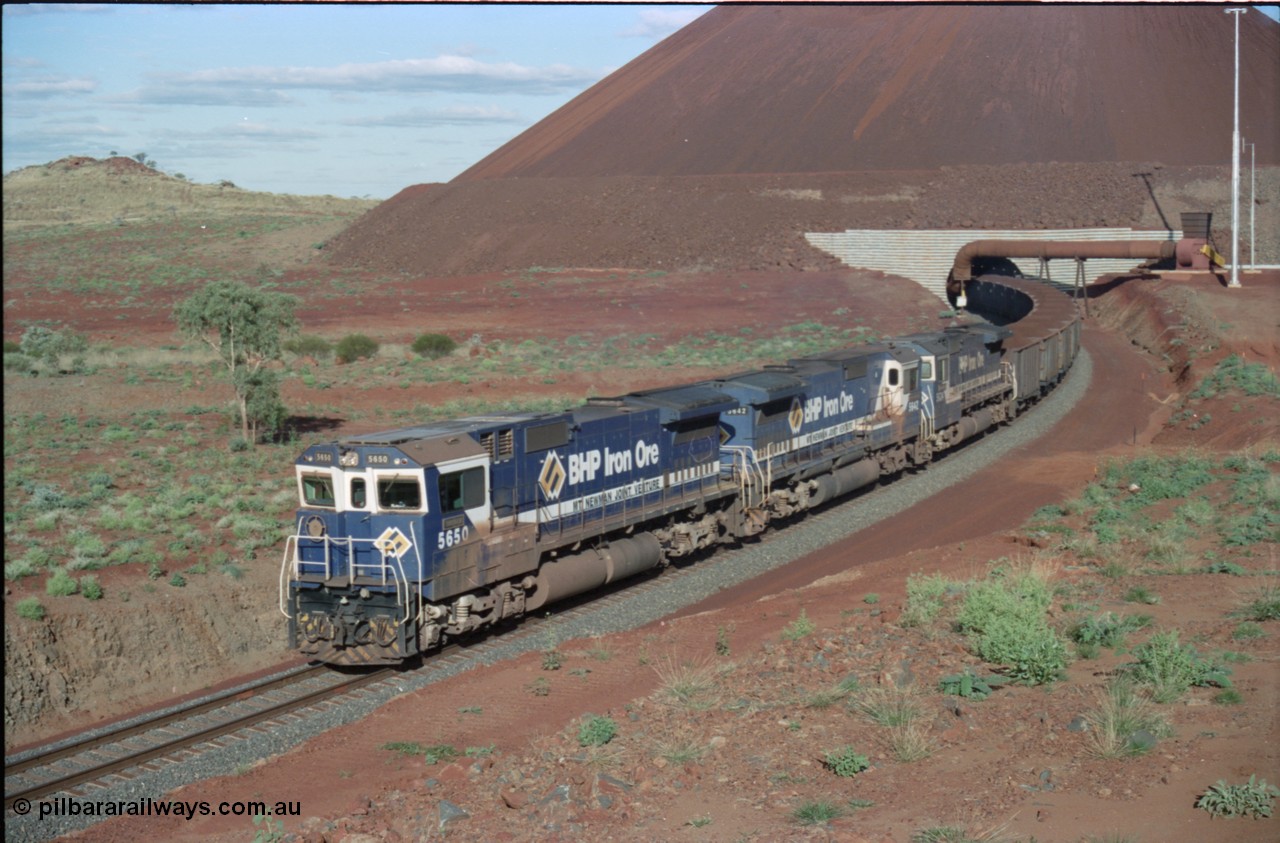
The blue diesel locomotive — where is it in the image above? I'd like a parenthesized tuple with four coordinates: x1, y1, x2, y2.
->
(281, 278, 1077, 664)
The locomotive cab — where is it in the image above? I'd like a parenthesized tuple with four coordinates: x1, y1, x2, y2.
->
(283, 425, 507, 665)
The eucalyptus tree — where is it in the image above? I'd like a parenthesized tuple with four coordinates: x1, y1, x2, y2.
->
(173, 280, 299, 444)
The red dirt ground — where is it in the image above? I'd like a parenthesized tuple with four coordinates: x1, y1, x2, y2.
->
(71, 272, 1279, 843)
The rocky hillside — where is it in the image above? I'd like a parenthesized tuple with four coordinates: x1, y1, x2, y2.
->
(3, 156, 376, 228)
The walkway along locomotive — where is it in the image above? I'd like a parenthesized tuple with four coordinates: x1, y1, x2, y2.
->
(280, 275, 1079, 665)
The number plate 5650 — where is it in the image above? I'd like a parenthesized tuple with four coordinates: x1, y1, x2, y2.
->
(438, 526, 469, 549)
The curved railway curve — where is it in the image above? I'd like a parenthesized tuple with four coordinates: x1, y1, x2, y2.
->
(6, 275, 1101, 842)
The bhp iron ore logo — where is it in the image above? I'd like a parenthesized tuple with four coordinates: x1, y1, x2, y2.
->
(539, 451, 567, 500)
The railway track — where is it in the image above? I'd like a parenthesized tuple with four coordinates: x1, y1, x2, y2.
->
(3, 662, 379, 813)
(1, 564, 687, 825)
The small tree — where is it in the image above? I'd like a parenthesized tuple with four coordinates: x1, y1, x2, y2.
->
(238, 367, 289, 443)
(174, 281, 298, 444)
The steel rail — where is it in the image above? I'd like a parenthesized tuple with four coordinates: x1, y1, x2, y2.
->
(3, 664, 390, 812)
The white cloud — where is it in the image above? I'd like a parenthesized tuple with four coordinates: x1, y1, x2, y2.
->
(3, 75, 96, 97)
(3, 56, 47, 69)
(161, 55, 601, 97)
(344, 105, 523, 128)
(165, 121, 324, 142)
(117, 86, 296, 107)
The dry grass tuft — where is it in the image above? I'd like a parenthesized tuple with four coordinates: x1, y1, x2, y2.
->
(652, 655, 721, 710)
(1085, 680, 1169, 758)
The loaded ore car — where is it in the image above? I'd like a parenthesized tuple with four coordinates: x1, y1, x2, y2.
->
(281, 278, 1078, 665)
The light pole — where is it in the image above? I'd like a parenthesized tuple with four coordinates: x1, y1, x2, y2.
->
(1225, 7, 1246, 288)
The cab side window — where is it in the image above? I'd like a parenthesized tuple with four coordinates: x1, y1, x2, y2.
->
(301, 474, 335, 508)
(439, 467, 485, 512)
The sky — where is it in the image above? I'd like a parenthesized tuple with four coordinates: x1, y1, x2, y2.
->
(4, 4, 1277, 200)
(1, 3, 709, 198)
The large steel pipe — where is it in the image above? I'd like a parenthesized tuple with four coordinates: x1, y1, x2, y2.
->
(525, 533, 663, 611)
(948, 239, 1177, 288)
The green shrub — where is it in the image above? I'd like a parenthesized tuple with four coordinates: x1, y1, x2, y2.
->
(715, 625, 731, 656)
(283, 334, 333, 359)
(900, 572, 954, 627)
(1238, 582, 1280, 621)
(1124, 630, 1231, 702)
(1231, 621, 1265, 641)
(1104, 453, 1215, 504)
(1220, 509, 1280, 547)
(823, 746, 870, 777)
(972, 619, 1067, 684)
(19, 324, 88, 373)
(380, 741, 459, 764)
(1123, 585, 1161, 605)
(957, 573, 1065, 684)
(577, 715, 617, 747)
(780, 609, 815, 640)
(46, 569, 78, 597)
(1191, 354, 1280, 399)
(5, 548, 50, 581)
(792, 800, 843, 826)
(4, 352, 34, 373)
(335, 333, 379, 364)
(411, 333, 457, 359)
(16, 596, 46, 620)
(1195, 775, 1278, 818)
(911, 826, 983, 843)
(79, 575, 103, 600)
(938, 669, 1010, 700)
(1031, 504, 1067, 521)
(1070, 612, 1152, 651)
(957, 573, 1052, 630)
(28, 482, 70, 511)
